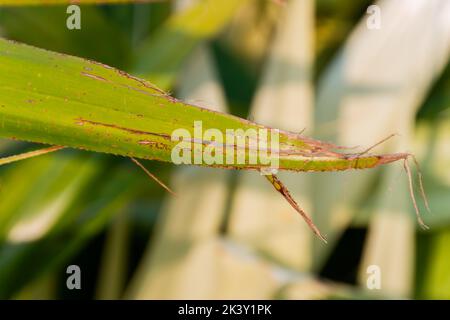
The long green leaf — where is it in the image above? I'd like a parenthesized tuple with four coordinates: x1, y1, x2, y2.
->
(0, 38, 393, 173)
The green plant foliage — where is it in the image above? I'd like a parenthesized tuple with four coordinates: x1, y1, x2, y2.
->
(0, 0, 448, 300)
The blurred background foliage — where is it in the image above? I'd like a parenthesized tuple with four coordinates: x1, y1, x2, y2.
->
(0, 0, 449, 299)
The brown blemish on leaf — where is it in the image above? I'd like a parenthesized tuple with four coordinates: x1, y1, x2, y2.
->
(116, 69, 166, 95)
(86, 59, 166, 96)
(81, 72, 107, 82)
(75, 118, 171, 140)
(138, 140, 169, 150)
(80, 70, 167, 100)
